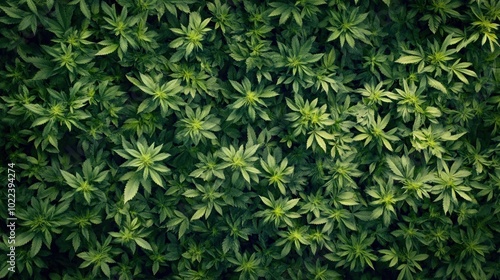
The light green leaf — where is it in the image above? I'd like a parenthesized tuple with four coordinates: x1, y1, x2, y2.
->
(101, 263, 111, 278)
(60, 170, 79, 188)
(124, 178, 140, 203)
(183, 189, 200, 198)
(442, 195, 450, 214)
(135, 238, 153, 251)
(191, 207, 206, 221)
(30, 235, 42, 257)
(284, 198, 300, 210)
(427, 76, 447, 94)
(386, 157, 403, 177)
(96, 44, 118, 56)
(80, 0, 91, 19)
(371, 207, 384, 220)
(24, 104, 45, 115)
(260, 196, 273, 207)
(14, 232, 35, 247)
(395, 55, 423, 64)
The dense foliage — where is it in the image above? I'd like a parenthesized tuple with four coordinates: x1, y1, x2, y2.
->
(1, 0, 500, 279)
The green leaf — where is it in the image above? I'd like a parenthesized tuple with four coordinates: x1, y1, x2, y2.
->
(440, 194, 451, 214)
(284, 198, 300, 210)
(26, 0, 38, 15)
(183, 189, 199, 198)
(387, 160, 403, 179)
(0, 5, 24, 19)
(101, 263, 111, 278)
(24, 104, 45, 115)
(30, 235, 43, 257)
(395, 55, 423, 64)
(96, 44, 118, 56)
(60, 170, 79, 188)
(427, 76, 447, 94)
(80, 0, 91, 19)
(371, 207, 384, 219)
(135, 238, 153, 251)
(149, 169, 164, 187)
(124, 178, 140, 203)
(191, 207, 206, 221)
(32, 68, 54, 80)
(15, 232, 35, 247)
(260, 196, 273, 207)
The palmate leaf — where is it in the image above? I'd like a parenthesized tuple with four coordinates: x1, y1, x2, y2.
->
(326, 7, 371, 48)
(447, 59, 477, 84)
(307, 129, 335, 152)
(422, 14, 442, 34)
(115, 136, 170, 203)
(269, 2, 301, 26)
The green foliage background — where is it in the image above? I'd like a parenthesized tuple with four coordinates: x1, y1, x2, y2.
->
(1, 0, 500, 279)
